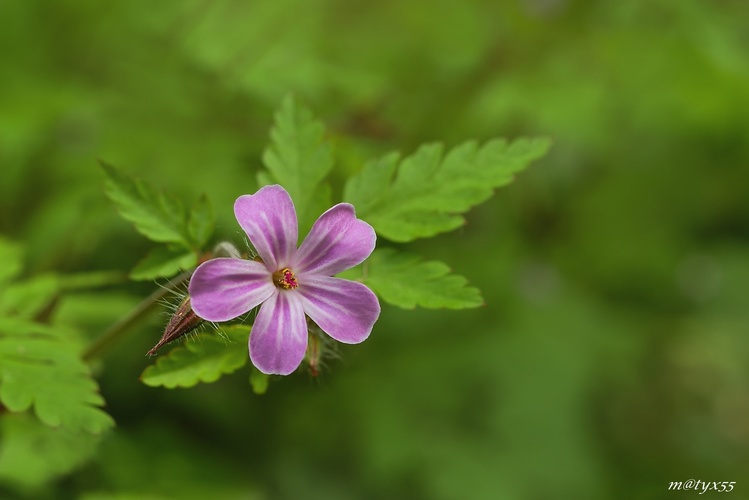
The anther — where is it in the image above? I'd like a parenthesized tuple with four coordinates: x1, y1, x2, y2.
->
(272, 268, 298, 289)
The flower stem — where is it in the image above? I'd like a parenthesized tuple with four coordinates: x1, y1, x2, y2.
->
(82, 271, 192, 362)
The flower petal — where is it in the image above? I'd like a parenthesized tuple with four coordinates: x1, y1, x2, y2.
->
(234, 185, 298, 270)
(189, 258, 275, 322)
(297, 275, 380, 344)
(293, 203, 376, 276)
(250, 290, 308, 375)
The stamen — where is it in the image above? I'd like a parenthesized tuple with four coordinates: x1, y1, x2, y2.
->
(272, 268, 298, 289)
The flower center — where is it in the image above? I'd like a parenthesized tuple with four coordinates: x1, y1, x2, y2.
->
(272, 268, 298, 290)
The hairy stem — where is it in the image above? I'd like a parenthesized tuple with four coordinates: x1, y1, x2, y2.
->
(82, 271, 192, 362)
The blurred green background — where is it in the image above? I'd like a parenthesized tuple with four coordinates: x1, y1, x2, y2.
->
(2, 0, 748, 498)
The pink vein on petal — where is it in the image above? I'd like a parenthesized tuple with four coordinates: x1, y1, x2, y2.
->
(297, 275, 380, 344)
(189, 258, 275, 322)
(293, 203, 376, 276)
(234, 185, 298, 270)
(249, 290, 308, 375)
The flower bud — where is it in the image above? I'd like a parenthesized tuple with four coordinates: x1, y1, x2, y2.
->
(212, 241, 242, 259)
(147, 296, 203, 356)
(304, 321, 339, 376)
(148, 242, 245, 356)
(305, 332, 322, 377)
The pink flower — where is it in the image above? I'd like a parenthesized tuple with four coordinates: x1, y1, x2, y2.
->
(188, 185, 380, 375)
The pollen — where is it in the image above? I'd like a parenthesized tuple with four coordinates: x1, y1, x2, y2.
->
(273, 268, 298, 290)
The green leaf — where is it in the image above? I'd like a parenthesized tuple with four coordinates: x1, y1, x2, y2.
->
(100, 161, 191, 247)
(187, 193, 215, 249)
(0, 413, 101, 490)
(249, 367, 269, 395)
(344, 138, 551, 242)
(0, 318, 114, 434)
(260, 96, 334, 236)
(353, 249, 483, 309)
(0, 237, 23, 285)
(129, 247, 197, 281)
(0, 274, 59, 319)
(301, 182, 333, 236)
(140, 326, 250, 388)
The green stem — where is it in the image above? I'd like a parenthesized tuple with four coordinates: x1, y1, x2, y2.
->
(82, 271, 192, 362)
